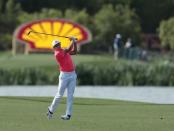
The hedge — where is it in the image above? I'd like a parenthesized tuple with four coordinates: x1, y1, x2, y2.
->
(0, 62, 174, 86)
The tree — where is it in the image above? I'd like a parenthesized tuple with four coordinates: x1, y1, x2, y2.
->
(64, 9, 91, 27)
(0, 0, 2, 12)
(158, 17, 174, 49)
(0, 0, 2, 23)
(18, 8, 62, 24)
(5, 0, 21, 27)
(17, 0, 174, 33)
(94, 4, 141, 51)
(130, 0, 174, 33)
(0, 0, 21, 51)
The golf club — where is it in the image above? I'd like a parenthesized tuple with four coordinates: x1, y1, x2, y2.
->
(27, 30, 78, 40)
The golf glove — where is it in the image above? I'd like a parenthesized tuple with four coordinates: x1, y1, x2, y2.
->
(69, 37, 77, 42)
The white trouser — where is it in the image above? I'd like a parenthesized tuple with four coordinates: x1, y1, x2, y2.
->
(49, 71, 77, 116)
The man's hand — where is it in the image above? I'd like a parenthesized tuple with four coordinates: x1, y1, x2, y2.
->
(69, 36, 77, 42)
(64, 36, 77, 54)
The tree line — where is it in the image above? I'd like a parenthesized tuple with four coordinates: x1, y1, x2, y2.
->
(0, 0, 174, 51)
(15, 0, 174, 33)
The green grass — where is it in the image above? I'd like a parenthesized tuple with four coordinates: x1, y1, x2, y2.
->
(0, 52, 116, 72)
(0, 97, 174, 131)
(0, 54, 56, 70)
(0, 51, 144, 69)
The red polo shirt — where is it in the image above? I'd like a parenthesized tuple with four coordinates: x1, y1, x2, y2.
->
(54, 48, 75, 72)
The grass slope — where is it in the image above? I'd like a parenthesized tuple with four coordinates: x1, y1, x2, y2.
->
(0, 97, 174, 131)
(0, 53, 114, 68)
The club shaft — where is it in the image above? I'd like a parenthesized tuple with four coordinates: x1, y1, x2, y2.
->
(28, 31, 70, 39)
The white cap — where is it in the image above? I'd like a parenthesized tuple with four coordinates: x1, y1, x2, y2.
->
(52, 40, 60, 48)
(116, 34, 121, 38)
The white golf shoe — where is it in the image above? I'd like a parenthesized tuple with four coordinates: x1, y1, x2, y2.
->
(47, 109, 53, 120)
(61, 114, 71, 120)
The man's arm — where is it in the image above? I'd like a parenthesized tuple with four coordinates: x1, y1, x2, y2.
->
(64, 37, 77, 55)
(69, 40, 77, 55)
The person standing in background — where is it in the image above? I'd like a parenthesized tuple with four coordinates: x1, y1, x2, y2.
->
(125, 38, 132, 49)
(113, 34, 122, 59)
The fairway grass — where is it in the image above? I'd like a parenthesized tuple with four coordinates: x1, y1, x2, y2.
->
(0, 97, 174, 131)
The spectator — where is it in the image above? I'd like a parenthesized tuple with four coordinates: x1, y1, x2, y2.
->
(113, 34, 122, 59)
(125, 38, 132, 49)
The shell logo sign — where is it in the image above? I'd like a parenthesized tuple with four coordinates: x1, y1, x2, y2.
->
(13, 19, 92, 53)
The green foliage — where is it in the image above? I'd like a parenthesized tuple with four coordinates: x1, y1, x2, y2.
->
(64, 9, 91, 27)
(18, 8, 63, 23)
(158, 17, 174, 49)
(18, 8, 92, 31)
(0, 34, 12, 50)
(0, 0, 2, 12)
(86, 62, 174, 86)
(76, 64, 94, 85)
(3, 0, 21, 29)
(0, 68, 51, 85)
(0, 0, 21, 50)
(94, 4, 141, 51)
(1, 61, 174, 86)
(131, 0, 174, 33)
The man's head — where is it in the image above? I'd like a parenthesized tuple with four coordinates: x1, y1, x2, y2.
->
(52, 40, 61, 49)
(116, 34, 121, 39)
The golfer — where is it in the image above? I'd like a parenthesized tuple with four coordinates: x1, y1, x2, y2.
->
(47, 37, 77, 120)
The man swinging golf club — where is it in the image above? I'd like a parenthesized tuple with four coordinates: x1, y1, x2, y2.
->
(47, 37, 77, 120)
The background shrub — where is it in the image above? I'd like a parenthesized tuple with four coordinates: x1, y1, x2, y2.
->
(1, 62, 174, 86)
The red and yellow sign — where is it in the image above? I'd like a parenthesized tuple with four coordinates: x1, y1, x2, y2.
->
(15, 19, 92, 50)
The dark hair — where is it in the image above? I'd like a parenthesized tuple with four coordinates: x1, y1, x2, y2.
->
(53, 43, 60, 48)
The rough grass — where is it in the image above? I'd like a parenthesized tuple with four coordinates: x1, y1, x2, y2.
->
(0, 97, 174, 131)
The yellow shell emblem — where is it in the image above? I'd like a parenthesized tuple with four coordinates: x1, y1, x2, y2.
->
(16, 19, 92, 50)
